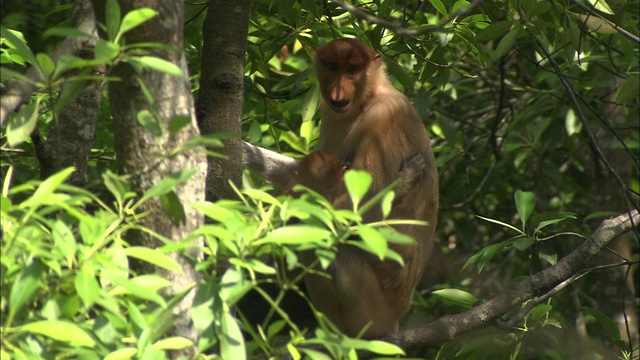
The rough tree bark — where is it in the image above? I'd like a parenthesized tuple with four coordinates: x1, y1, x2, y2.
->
(197, 0, 252, 201)
(93, 1, 207, 358)
(34, 0, 104, 186)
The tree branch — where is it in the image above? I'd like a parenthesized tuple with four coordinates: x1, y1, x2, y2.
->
(372, 210, 639, 355)
(242, 141, 299, 189)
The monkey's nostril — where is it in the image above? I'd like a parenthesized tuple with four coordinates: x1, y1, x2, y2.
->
(332, 99, 350, 108)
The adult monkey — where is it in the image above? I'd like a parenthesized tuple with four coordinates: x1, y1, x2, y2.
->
(242, 38, 438, 338)
(307, 38, 439, 338)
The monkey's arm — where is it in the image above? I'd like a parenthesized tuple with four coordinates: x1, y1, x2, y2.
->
(242, 141, 298, 189)
(243, 140, 425, 197)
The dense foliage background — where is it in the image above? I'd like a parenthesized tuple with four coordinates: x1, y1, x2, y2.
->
(1, 0, 638, 359)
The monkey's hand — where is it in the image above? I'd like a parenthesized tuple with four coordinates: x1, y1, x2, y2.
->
(394, 154, 427, 198)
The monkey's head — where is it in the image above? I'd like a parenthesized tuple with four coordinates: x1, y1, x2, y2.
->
(315, 38, 381, 114)
(293, 151, 346, 199)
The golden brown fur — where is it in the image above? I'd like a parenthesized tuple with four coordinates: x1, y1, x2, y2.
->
(307, 38, 439, 337)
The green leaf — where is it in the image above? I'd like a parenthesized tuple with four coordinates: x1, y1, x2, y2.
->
(514, 190, 536, 229)
(0, 66, 33, 83)
(337, 338, 404, 355)
(527, 303, 552, 324)
(582, 306, 621, 341)
(9, 258, 46, 326)
(75, 265, 101, 308)
(136, 109, 162, 137)
(377, 227, 416, 245)
(538, 241, 557, 265)
(123, 247, 183, 273)
(102, 170, 131, 206)
(192, 202, 240, 223)
(300, 82, 320, 122)
(463, 241, 508, 272)
(36, 53, 55, 77)
(54, 55, 94, 76)
(616, 75, 639, 104)
(169, 115, 192, 137)
(477, 21, 514, 41)
(179, 134, 225, 150)
(130, 56, 184, 78)
(1, 27, 38, 69)
(564, 108, 582, 136)
(513, 236, 535, 251)
(531, 212, 577, 232)
(21, 320, 95, 347)
(104, 348, 137, 360)
(43, 26, 93, 39)
(117, 8, 158, 41)
(161, 191, 186, 226)
(588, 0, 614, 14)
(148, 337, 194, 350)
(7, 98, 39, 147)
(494, 28, 521, 59)
(344, 170, 372, 209)
(429, 0, 447, 16)
(476, 215, 523, 234)
(432, 288, 478, 308)
(105, 0, 121, 41)
(55, 77, 89, 116)
(108, 276, 166, 306)
(357, 225, 388, 260)
(95, 39, 120, 63)
(52, 220, 76, 267)
(220, 309, 246, 360)
(380, 190, 395, 219)
(139, 168, 197, 203)
(255, 226, 330, 246)
(20, 167, 75, 209)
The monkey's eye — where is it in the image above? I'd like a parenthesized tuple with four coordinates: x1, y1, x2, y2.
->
(327, 63, 338, 72)
(346, 64, 360, 74)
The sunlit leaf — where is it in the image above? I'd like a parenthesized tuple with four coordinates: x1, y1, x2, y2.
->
(117, 8, 158, 40)
(344, 170, 372, 209)
(123, 247, 183, 273)
(130, 56, 184, 78)
(75, 265, 101, 308)
(148, 337, 194, 350)
(357, 225, 388, 259)
(7, 99, 40, 147)
(21, 320, 95, 347)
(587, 0, 614, 14)
(432, 288, 478, 307)
(104, 348, 137, 360)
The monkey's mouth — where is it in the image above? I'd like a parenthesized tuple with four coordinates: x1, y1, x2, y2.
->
(330, 99, 351, 112)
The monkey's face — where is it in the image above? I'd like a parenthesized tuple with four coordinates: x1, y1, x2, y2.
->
(315, 39, 372, 114)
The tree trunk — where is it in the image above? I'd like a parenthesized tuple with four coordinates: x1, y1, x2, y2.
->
(93, 0, 207, 358)
(197, 0, 252, 201)
(34, 0, 104, 186)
